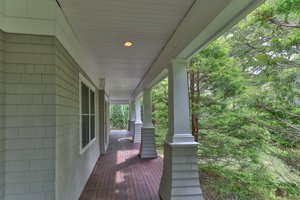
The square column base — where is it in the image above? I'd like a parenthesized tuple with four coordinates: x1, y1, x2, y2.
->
(100, 144, 108, 155)
(129, 120, 135, 136)
(133, 122, 142, 143)
(139, 127, 157, 158)
(159, 141, 204, 200)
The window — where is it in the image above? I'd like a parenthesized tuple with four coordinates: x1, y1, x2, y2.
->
(80, 74, 96, 154)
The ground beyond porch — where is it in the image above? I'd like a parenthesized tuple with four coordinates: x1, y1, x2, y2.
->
(79, 130, 163, 200)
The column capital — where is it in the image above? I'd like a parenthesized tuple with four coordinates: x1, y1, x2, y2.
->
(143, 88, 151, 93)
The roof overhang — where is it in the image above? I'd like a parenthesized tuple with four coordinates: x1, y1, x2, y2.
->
(131, 0, 264, 100)
(0, 0, 264, 101)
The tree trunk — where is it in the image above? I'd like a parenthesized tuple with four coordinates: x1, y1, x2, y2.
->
(194, 71, 200, 142)
(189, 70, 197, 142)
(152, 103, 156, 126)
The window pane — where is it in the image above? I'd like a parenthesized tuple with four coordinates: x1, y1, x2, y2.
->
(91, 116, 95, 140)
(81, 83, 89, 114)
(82, 115, 89, 148)
(90, 91, 95, 114)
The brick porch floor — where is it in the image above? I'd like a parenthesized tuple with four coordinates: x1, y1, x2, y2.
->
(79, 130, 163, 200)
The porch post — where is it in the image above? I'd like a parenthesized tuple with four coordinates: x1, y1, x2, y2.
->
(128, 102, 130, 132)
(159, 59, 203, 200)
(99, 79, 108, 154)
(129, 102, 135, 137)
(133, 98, 142, 143)
(139, 89, 157, 158)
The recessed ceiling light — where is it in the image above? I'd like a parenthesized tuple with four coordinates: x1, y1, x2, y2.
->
(124, 41, 133, 47)
(121, 84, 125, 87)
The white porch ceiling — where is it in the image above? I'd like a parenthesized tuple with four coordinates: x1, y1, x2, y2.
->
(58, 0, 195, 100)
(58, 0, 263, 101)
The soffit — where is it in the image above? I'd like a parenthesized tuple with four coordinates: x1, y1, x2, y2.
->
(58, 0, 195, 100)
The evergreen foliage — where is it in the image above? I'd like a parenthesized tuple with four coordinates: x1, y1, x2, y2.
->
(109, 104, 129, 129)
(152, 79, 168, 149)
(152, 0, 299, 199)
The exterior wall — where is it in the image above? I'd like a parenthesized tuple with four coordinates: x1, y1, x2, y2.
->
(0, 1, 102, 198)
(0, 0, 99, 86)
(0, 32, 101, 200)
(0, 30, 5, 200)
(4, 33, 56, 200)
(54, 40, 100, 200)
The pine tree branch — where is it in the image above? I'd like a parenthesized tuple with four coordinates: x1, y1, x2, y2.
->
(268, 18, 300, 28)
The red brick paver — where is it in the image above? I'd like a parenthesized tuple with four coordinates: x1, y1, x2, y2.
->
(79, 130, 163, 200)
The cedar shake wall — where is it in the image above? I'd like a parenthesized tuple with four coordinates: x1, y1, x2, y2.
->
(0, 30, 5, 200)
(0, 31, 101, 200)
(4, 33, 56, 200)
(54, 39, 100, 200)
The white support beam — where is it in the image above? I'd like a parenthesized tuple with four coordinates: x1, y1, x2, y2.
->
(159, 59, 203, 200)
(179, 0, 265, 59)
(109, 100, 129, 105)
(129, 103, 135, 122)
(135, 98, 142, 124)
(167, 59, 194, 143)
(142, 89, 153, 129)
(133, 98, 142, 143)
(129, 103, 135, 136)
(139, 88, 157, 158)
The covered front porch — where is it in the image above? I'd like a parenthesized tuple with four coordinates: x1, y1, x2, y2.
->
(79, 130, 162, 200)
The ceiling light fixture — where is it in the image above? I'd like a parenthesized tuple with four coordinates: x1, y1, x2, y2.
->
(124, 41, 133, 47)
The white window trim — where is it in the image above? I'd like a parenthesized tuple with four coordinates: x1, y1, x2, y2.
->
(79, 73, 96, 155)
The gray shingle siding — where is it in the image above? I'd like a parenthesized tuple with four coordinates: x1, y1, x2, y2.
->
(0, 30, 5, 200)
(0, 31, 101, 200)
(4, 33, 56, 200)
(54, 39, 100, 200)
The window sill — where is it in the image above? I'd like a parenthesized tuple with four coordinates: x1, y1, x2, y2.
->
(80, 137, 96, 155)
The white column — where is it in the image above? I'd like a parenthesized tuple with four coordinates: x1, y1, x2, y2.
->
(129, 102, 135, 136)
(139, 89, 157, 158)
(133, 98, 142, 143)
(135, 98, 142, 123)
(130, 102, 136, 121)
(159, 59, 203, 200)
(142, 89, 153, 128)
(167, 59, 194, 143)
(127, 102, 130, 131)
(98, 78, 108, 154)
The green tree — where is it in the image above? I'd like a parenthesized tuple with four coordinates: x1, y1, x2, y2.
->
(152, 79, 168, 150)
(197, 0, 300, 199)
(152, 0, 299, 199)
(110, 104, 129, 129)
(188, 38, 245, 142)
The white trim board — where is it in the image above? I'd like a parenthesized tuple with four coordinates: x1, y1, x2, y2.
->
(79, 73, 97, 155)
(110, 100, 130, 105)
